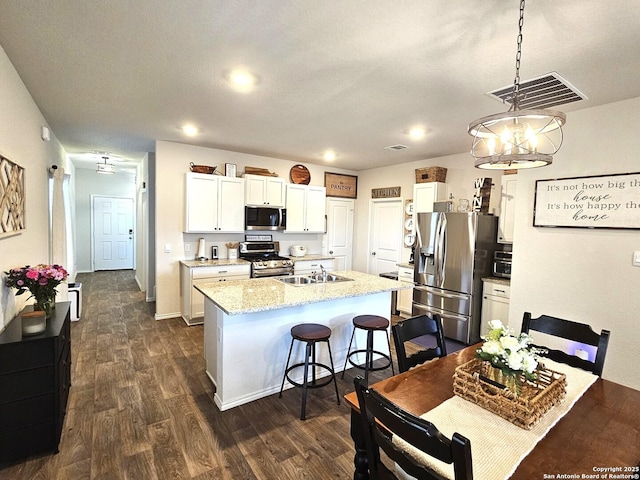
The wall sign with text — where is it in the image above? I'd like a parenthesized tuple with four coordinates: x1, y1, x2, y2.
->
(325, 172, 357, 198)
(533, 172, 640, 229)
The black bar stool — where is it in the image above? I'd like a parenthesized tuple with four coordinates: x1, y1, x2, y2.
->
(342, 314, 395, 383)
(279, 323, 340, 420)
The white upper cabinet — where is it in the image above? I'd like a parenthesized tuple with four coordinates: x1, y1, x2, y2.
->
(285, 184, 326, 233)
(244, 174, 286, 207)
(498, 175, 517, 244)
(185, 173, 245, 233)
(413, 182, 448, 213)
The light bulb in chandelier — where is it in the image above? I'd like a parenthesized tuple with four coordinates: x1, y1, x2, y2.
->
(469, 110, 565, 168)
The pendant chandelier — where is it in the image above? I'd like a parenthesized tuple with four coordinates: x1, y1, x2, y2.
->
(468, 0, 566, 170)
(96, 156, 115, 174)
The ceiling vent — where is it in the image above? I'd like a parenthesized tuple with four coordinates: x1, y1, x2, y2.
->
(385, 144, 409, 151)
(487, 72, 587, 110)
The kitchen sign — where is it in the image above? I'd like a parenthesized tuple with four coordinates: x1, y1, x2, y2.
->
(372, 186, 401, 198)
(325, 172, 357, 198)
(533, 172, 640, 229)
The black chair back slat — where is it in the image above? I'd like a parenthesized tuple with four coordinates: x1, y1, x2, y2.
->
(354, 376, 473, 480)
(522, 312, 610, 376)
(372, 429, 449, 480)
(392, 315, 447, 373)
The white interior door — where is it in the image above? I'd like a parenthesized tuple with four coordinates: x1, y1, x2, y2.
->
(326, 198, 354, 271)
(369, 199, 403, 275)
(93, 196, 135, 271)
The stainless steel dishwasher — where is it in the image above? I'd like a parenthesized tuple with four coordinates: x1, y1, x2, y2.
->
(379, 271, 399, 316)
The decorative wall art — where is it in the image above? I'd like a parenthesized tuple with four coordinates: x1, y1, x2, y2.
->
(325, 172, 357, 199)
(533, 172, 640, 229)
(0, 154, 25, 238)
(472, 177, 492, 213)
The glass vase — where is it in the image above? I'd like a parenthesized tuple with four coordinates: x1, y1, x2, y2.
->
(488, 366, 522, 396)
(34, 297, 55, 319)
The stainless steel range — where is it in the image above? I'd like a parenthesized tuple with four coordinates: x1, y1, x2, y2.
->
(239, 241, 294, 278)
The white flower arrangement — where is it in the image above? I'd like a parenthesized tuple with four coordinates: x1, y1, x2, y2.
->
(476, 319, 546, 381)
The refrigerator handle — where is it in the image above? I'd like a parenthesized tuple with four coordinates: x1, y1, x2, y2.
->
(435, 213, 446, 287)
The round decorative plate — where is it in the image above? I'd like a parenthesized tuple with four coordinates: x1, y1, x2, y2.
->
(404, 233, 416, 247)
(290, 164, 310, 184)
(404, 217, 414, 231)
(405, 202, 414, 215)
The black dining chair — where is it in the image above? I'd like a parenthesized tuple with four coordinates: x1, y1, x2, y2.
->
(392, 314, 447, 373)
(521, 312, 610, 376)
(353, 376, 473, 480)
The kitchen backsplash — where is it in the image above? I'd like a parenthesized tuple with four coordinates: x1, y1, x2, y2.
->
(182, 232, 325, 259)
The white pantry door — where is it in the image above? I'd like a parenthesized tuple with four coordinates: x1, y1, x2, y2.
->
(92, 196, 134, 270)
(368, 199, 403, 275)
(326, 198, 354, 270)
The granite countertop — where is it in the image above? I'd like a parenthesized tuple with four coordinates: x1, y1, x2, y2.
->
(397, 262, 414, 270)
(180, 259, 251, 268)
(482, 276, 511, 285)
(195, 270, 411, 315)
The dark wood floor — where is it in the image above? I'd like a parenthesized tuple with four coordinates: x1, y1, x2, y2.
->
(2, 270, 409, 479)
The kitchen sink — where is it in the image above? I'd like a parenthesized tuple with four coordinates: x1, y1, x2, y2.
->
(278, 276, 315, 285)
(307, 273, 353, 283)
(277, 273, 353, 286)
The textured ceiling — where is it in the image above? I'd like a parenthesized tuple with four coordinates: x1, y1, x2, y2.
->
(1, 0, 639, 171)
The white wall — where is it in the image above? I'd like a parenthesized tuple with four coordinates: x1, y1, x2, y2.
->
(508, 97, 640, 390)
(0, 46, 68, 332)
(154, 141, 357, 319)
(74, 167, 137, 272)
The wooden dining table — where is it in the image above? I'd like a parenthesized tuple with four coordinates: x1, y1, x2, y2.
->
(344, 344, 640, 480)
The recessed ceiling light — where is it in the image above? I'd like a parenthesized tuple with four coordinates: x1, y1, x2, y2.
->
(181, 125, 199, 137)
(323, 150, 337, 161)
(226, 68, 258, 92)
(408, 127, 426, 140)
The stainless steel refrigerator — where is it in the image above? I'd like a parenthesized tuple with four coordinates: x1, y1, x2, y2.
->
(413, 212, 498, 344)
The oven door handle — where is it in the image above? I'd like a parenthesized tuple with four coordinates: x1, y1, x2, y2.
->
(252, 269, 294, 278)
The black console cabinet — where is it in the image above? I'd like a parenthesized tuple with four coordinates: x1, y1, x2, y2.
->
(0, 302, 71, 463)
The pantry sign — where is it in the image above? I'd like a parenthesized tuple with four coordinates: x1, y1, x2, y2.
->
(325, 172, 357, 199)
(533, 172, 640, 229)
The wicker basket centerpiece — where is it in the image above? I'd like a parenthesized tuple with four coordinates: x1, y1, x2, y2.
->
(454, 319, 567, 429)
(453, 358, 567, 430)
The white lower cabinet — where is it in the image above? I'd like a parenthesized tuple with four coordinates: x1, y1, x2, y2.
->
(180, 263, 250, 325)
(397, 266, 414, 317)
(480, 279, 511, 335)
(293, 258, 335, 275)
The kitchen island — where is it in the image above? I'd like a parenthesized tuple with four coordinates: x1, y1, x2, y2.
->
(196, 271, 409, 411)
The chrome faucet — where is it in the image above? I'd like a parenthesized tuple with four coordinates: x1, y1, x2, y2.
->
(320, 265, 327, 283)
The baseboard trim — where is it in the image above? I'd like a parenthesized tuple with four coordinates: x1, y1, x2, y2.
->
(154, 312, 181, 321)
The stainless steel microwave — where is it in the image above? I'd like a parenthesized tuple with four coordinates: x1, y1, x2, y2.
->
(492, 251, 512, 278)
(244, 206, 287, 231)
